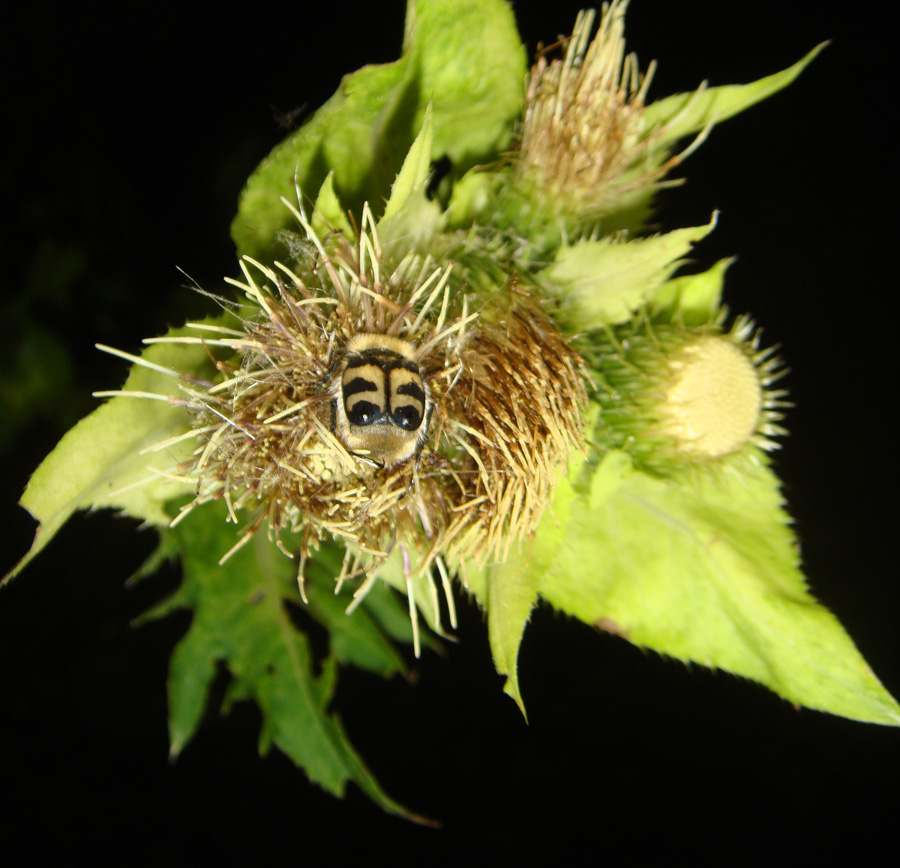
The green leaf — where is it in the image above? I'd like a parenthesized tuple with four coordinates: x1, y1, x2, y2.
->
(231, 0, 526, 261)
(476, 464, 582, 716)
(643, 43, 828, 151)
(378, 106, 446, 255)
(516, 450, 900, 726)
(538, 216, 717, 329)
(165, 501, 423, 819)
(445, 166, 507, 229)
(402, 0, 525, 166)
(231, 59, 407, 260)
(381, 103, 434, 223)
(310, 171, 355, 240)
(301, 546, 411, 680)
(471, 408, 603, 714)
(4, 327, 216, 585)
(598, 45, 826, 236)
(652, 257, 733, 325)
(465, 557, 536, 716)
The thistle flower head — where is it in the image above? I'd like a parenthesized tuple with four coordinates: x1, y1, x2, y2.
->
(512, 0, 671, 231)
(592, 313, 787, 474)
(154, 204, 587, 650)
(655, 333, 764, 458)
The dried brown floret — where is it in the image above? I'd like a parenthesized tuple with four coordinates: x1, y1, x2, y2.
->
(152, 207, 587, 651)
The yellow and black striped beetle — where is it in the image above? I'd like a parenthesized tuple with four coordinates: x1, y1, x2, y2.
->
(330, 334, 431, 467)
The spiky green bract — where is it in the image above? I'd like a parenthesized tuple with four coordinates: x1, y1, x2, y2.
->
(3, 323, 222, 586)
(232, 0, 525, 261)
(588, 314, 786, 476)
(145, 500, 425, 820)
(538, 216, 717, 329)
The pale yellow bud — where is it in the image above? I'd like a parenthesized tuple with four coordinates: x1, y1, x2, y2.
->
(655, 336, 763, 458)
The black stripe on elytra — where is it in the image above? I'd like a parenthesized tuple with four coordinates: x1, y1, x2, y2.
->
(343, 376, 379, 398)
(345, 351, 419, 375)
(395, 382, 426, 404)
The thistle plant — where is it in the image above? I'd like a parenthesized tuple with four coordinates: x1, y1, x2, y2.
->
(5, 0, 897, 820)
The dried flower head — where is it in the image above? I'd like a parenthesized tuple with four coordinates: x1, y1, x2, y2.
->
(146, 204, 587, 652)
(511, 0, 697, 233)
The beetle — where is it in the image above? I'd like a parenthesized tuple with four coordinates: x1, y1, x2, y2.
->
(330, 333, 431, 467)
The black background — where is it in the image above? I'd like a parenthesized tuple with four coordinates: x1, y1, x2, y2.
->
(2, 0, 896, 862)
